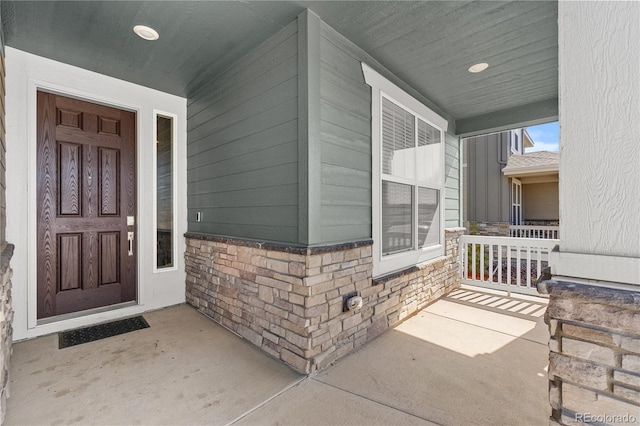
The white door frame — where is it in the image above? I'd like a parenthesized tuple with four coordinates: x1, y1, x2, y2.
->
(511, 178, 523, 225)
(6, 47, 188, 340)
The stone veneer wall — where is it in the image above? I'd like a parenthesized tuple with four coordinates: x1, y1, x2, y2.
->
(0, 245, 14, 424)
(185, 228, 463, 374)
(467, 221, 509, 237)
(538, 280, 640, 425)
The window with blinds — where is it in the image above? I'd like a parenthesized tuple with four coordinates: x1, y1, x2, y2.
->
(362, 61, 447, 276)
(380, 96, 442, 257)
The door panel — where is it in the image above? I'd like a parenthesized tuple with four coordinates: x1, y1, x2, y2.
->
(58, 142, 82, 216)
(99, 231, 120, 285)
(99, 147, 120, 216)
(37, 91, 136, 319)
(58, 233, 81, 291)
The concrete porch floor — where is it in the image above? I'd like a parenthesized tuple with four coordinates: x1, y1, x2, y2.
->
(5, 286, 550, 425)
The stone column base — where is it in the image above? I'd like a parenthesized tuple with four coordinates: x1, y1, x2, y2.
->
(538, 280, 640, 425)
(1, 244, 15, 424)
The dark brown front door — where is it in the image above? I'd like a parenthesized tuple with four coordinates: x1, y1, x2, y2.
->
(37, 91, 137, 319)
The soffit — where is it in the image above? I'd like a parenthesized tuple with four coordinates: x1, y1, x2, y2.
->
(1, 1, 558, 124)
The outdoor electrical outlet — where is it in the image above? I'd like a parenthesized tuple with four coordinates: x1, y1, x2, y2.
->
(342, 292, 359, 312)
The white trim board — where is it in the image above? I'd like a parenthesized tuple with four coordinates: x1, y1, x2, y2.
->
(5, 47, 188, 340)
(551, 249, 640, 287)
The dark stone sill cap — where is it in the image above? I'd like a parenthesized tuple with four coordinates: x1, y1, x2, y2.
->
(185, 232, 372, 255)
(538, 279, 640, 310)
(1, 243, 15, 273)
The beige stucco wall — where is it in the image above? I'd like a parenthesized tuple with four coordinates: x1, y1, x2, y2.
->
(524, 182, 559, 221)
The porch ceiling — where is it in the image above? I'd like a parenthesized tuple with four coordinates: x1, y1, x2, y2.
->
(1, 1, 558, 133)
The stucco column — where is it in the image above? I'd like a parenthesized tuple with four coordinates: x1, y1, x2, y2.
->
(553, 0, 640, 285)
(540, 2, 640, 424)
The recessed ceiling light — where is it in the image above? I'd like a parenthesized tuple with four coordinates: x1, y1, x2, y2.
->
(133, 25, 159, 41)
(468, 62, 489, 73)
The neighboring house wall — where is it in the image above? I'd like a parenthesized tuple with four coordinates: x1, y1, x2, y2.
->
(464, 132, 510, 236)
(541, 2, 640, 423)
(465, 133, 510, 224)
(523, 182, 559, 221)
(185, 10, 463, 373)
(0, 26, 14, 423)
(187, 20, 299, 243)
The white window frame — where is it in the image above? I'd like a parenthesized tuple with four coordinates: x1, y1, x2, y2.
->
(153, 110, 179, 273)
(362, 63, 448, 277)
(511, 129, 521, 154)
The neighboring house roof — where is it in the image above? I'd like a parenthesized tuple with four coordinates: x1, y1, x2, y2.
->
(502, 151, 559, 176)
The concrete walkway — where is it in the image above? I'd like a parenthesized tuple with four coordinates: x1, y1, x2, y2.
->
(5, 287, 550, 425)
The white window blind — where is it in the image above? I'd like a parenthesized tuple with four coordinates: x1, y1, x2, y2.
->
(380, 96, 442, 258)
(382, 98, 415, 179)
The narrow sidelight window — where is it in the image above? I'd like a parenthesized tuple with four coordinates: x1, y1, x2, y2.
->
(156, 115, 174, 268)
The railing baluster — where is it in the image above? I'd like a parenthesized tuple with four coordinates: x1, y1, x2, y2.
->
(526, 246, 532, 288)
(507, 241, 512, 287)
(480, 243, 485, 282)
(537, 247, 542, 282)
(489, 243, 493, 283)
(516, 243, 522, 287)
(508, 225, 559, 240)
(498, 243, 503, 284)
(472, 242, 476, 281)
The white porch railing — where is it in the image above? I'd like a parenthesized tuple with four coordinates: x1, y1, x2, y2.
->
(459, 235, 559, 295)
(509, 225, 559, 239)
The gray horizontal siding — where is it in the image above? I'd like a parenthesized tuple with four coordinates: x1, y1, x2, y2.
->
(445, 132, 461, 227)
(188, 163, 297, 196)
(318, 23, 373, 244)
(317, 21, 461, 243)
(187, 21, 299, 243)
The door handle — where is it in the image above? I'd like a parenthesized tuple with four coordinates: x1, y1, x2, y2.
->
(128, 232, 134, 256)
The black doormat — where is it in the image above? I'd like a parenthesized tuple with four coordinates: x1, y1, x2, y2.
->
(58, 316, 149, 349)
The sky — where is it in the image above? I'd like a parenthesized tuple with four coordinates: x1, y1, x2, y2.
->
(525, 122, 559, 152)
